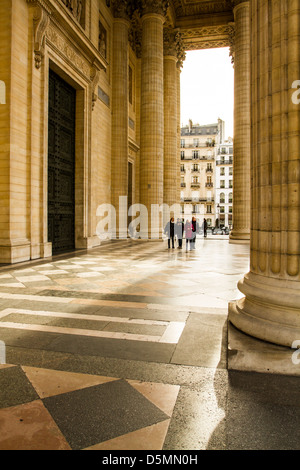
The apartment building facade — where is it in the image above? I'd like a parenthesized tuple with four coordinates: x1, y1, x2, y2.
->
(180, 118, 229, 228)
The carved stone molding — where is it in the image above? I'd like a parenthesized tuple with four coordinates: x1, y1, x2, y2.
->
(27, 1, 50, 68)
(180, 24, 233, 51)
(46, 24, 91, 77)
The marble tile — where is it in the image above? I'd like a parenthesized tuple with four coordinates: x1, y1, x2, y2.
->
(22, 366, 118, 399)
(0, 400, 71, 450)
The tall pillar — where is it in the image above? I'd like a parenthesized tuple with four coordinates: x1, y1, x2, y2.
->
(111, 2, 130, 238)
(229, 0, 300, 347)
(163, 28, 178, 224)
(229, 0, 251, 244)
(139, 1, 168, 238)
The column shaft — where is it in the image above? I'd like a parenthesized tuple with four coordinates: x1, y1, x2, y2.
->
(230, 0, 251, 243)
(111, 18, 129, 238)
(229, 0, 300, 347)
(140, 13, 164, 236)
(163, 54, 178, 219)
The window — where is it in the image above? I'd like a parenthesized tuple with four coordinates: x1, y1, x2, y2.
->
(192, 151, 199, 159)
(220, 180, 225, 189)
(181, 139, 185, 148)
(207, 205, 212, 214)
(229, 180, 233, 188)
(220, 167, 225, 176)
(220, 193, 225, 204)
(181, 151, 185, 159)
(229, 167, 233, 176)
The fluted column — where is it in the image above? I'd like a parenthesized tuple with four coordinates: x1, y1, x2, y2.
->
(229, 0, 251, 244)
(111, 2, 130, 238)
(163, 28, 178, 223)
(229, 0, 300, 347)
(140, 1, 168, 237)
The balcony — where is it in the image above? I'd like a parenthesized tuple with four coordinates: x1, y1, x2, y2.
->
(191, 183, 200, 188)
(205, 183, 214, 188)
(181, 183, 186, 188)
(206, 168, 213, 173)
(216, 160, 233, 165)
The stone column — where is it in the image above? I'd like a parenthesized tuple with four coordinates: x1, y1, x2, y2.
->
(229, 0, 251, 244)
(139, 1, 168, 238)
(163, 28, 178, 224)
(111, 1, 130, 238)
(229, 0, 300, 347)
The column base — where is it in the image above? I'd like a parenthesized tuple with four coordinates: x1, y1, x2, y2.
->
(229, 230, 250, 244)
(228, 321, 300, 377)
(228, 272, 300, 348)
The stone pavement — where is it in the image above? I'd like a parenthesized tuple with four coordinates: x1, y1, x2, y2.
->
(0, 239, 299, 450)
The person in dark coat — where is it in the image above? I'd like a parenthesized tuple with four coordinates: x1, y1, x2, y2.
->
(191, 216, 199, 250)
(203, 218, 208, 238)
(175, 218, 184, 249)
(164, 217, 175, 249)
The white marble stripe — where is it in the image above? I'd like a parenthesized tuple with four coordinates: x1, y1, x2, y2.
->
(0, 322, 165, 343)
(0, 308, 170, 327)
(159, 322, 186, 344)
(0, 293, 73, 303)
(0, 310, 185, 344)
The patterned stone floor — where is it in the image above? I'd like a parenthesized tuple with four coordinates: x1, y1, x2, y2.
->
(1, 239, 300, 450)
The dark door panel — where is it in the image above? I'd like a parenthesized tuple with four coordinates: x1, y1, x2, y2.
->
(48, 70, 76, 254)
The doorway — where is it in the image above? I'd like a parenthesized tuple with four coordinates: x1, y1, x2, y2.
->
(48, 70, 76, 254)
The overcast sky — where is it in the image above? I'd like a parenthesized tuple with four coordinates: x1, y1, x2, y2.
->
(180, 48, 234, 139)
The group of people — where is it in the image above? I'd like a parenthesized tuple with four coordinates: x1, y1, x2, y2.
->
(164, 217, 208, 250)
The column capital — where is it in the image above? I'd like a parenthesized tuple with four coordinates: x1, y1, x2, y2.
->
(232, 0, 250, 12)
(228, 22, 235, 65)
(163, 29, 185, 67)
(163, 28, 178, 57)
(138, 0, 169, 18)
(111, 0, 133, 21)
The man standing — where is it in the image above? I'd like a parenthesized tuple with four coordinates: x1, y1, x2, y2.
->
(164, 217, 175, 249)
(203, 218, 208, 238)
(175, 218, 184, 249)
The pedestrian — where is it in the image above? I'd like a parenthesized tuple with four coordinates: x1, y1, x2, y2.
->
(175, 218, 184, 249)
(203, 218, 208, 238)
(184, 220, 193, 251)
(191, 216, 199, 250)
(164, 217, 175, 249)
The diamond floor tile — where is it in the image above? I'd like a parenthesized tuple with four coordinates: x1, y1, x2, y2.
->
(42, 379, 169, 450)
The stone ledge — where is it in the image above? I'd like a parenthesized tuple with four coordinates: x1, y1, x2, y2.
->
(228, 321, 300, 377)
